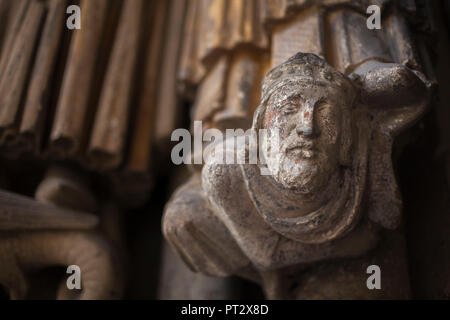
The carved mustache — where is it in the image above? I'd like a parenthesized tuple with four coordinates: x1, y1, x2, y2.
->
(283, 138, 316, 153)
(286, 142, 315, 152)
(265, 132, 317, 156)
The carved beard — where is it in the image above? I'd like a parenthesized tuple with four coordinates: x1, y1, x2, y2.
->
(262, 132, 335, 194)
(277, 154, 321, 193)
(245, 117, 369, 244)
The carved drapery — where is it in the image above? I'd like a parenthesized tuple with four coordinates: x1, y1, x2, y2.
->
(179, 0, 430, 132)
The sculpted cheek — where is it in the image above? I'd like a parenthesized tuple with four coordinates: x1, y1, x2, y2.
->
(268, 112, 290, 137)
(264, 108, 276, 129)
(318, 111, 339, 145)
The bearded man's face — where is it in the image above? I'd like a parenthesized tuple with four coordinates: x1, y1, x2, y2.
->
(261, 83, 352, 193)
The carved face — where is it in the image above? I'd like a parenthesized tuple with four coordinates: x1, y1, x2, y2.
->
(261, 82, 352, 193)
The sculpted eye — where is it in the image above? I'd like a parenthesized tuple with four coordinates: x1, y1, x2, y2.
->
(283, 103, 298, 115)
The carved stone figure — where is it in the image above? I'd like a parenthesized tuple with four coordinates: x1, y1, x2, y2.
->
(0, 184, 123, 300)
(163, 52, 432, 299)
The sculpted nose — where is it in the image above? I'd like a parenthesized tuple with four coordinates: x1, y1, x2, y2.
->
(296, 124, 313, 137)
(296, 103, 315, 137)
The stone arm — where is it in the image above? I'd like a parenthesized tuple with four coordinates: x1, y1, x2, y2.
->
(350, 60, 432, 229)
(162, 174, 252, 278)
(352, 60, 432, 135)
(201, 159, 282, 270)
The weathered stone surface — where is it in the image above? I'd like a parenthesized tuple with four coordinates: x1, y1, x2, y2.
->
(163, 52, 432, 299)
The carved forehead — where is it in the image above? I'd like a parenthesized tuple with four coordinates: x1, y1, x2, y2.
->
(261, 53, 357, 104)
(267, 82, 344, 107)
(253, 53, 357, 130)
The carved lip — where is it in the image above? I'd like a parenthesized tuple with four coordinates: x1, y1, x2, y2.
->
(286, 143, 316, 158)
(286, 141, 315, 151)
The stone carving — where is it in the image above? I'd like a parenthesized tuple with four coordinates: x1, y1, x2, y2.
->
(0, 165, 124, 300)
(163, 52, 432, 299)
